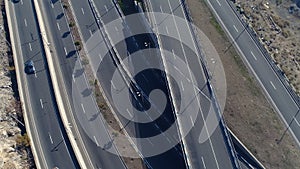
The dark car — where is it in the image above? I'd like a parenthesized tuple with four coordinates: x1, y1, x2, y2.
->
(24, 60, 35, 74)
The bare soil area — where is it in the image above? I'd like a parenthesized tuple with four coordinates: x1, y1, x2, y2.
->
(186, 0, 300, 168)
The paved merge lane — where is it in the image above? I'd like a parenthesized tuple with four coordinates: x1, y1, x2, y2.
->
(11, 0, 78, 168)
(207, 0, 300, 146)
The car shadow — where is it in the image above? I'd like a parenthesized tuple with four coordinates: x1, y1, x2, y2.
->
(81, 88, 92, 97)
(56, 13, 64, 20)
(62, 31, 70, 38)
(66, 50, 76, 58)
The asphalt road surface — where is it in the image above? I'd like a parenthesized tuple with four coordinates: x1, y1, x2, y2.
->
(34, 0, 128, 168)
(207, 0, 300, 146)
(68, 0, 190, 168)
(145, 0, 238, 168)
(8, 0, 79, 168)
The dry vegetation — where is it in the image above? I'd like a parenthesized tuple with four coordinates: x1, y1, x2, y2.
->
(236, 0, 300, 95)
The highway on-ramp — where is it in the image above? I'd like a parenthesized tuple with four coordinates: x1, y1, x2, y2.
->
(206, 0, 300, 147)
(7, 0, 79, 168)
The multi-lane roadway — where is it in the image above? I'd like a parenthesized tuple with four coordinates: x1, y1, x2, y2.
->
(7, 0, 79, 168)
(35, 0, 128, 168)
(9, 0, 277, 168)
(145, 0, 238, 168)
(68, 0, 188, 168)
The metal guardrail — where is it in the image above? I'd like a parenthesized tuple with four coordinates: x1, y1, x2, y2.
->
(179, 0, 240, 168)
(225, 0, 300, 108)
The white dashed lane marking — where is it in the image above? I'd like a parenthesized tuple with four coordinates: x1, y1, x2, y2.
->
(40, 99, 43, 109)
(250, 51, 257, 60)
(24, 18, 27, 27)
(81, 103, 86, 114)
(270, 81, 276, 90)
(81, 8, 85, 15)
(48, 132, 53, 144)
(233, 25, 239, 32)
(57, 22, 61, 30)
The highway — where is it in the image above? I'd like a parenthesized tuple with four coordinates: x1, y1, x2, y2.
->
(68, 0, 189, 168)
(144, 0, 238, 168)
(206, 0, 300, 146)
(35, 0, 127, 168)
(7, 0, 79, 168)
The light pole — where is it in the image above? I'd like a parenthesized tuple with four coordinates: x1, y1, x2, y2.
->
(277, 109, 300, 144)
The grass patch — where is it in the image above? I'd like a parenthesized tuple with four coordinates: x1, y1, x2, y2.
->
(232, 54, 260, 96)
(209, 16, 225, 35)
